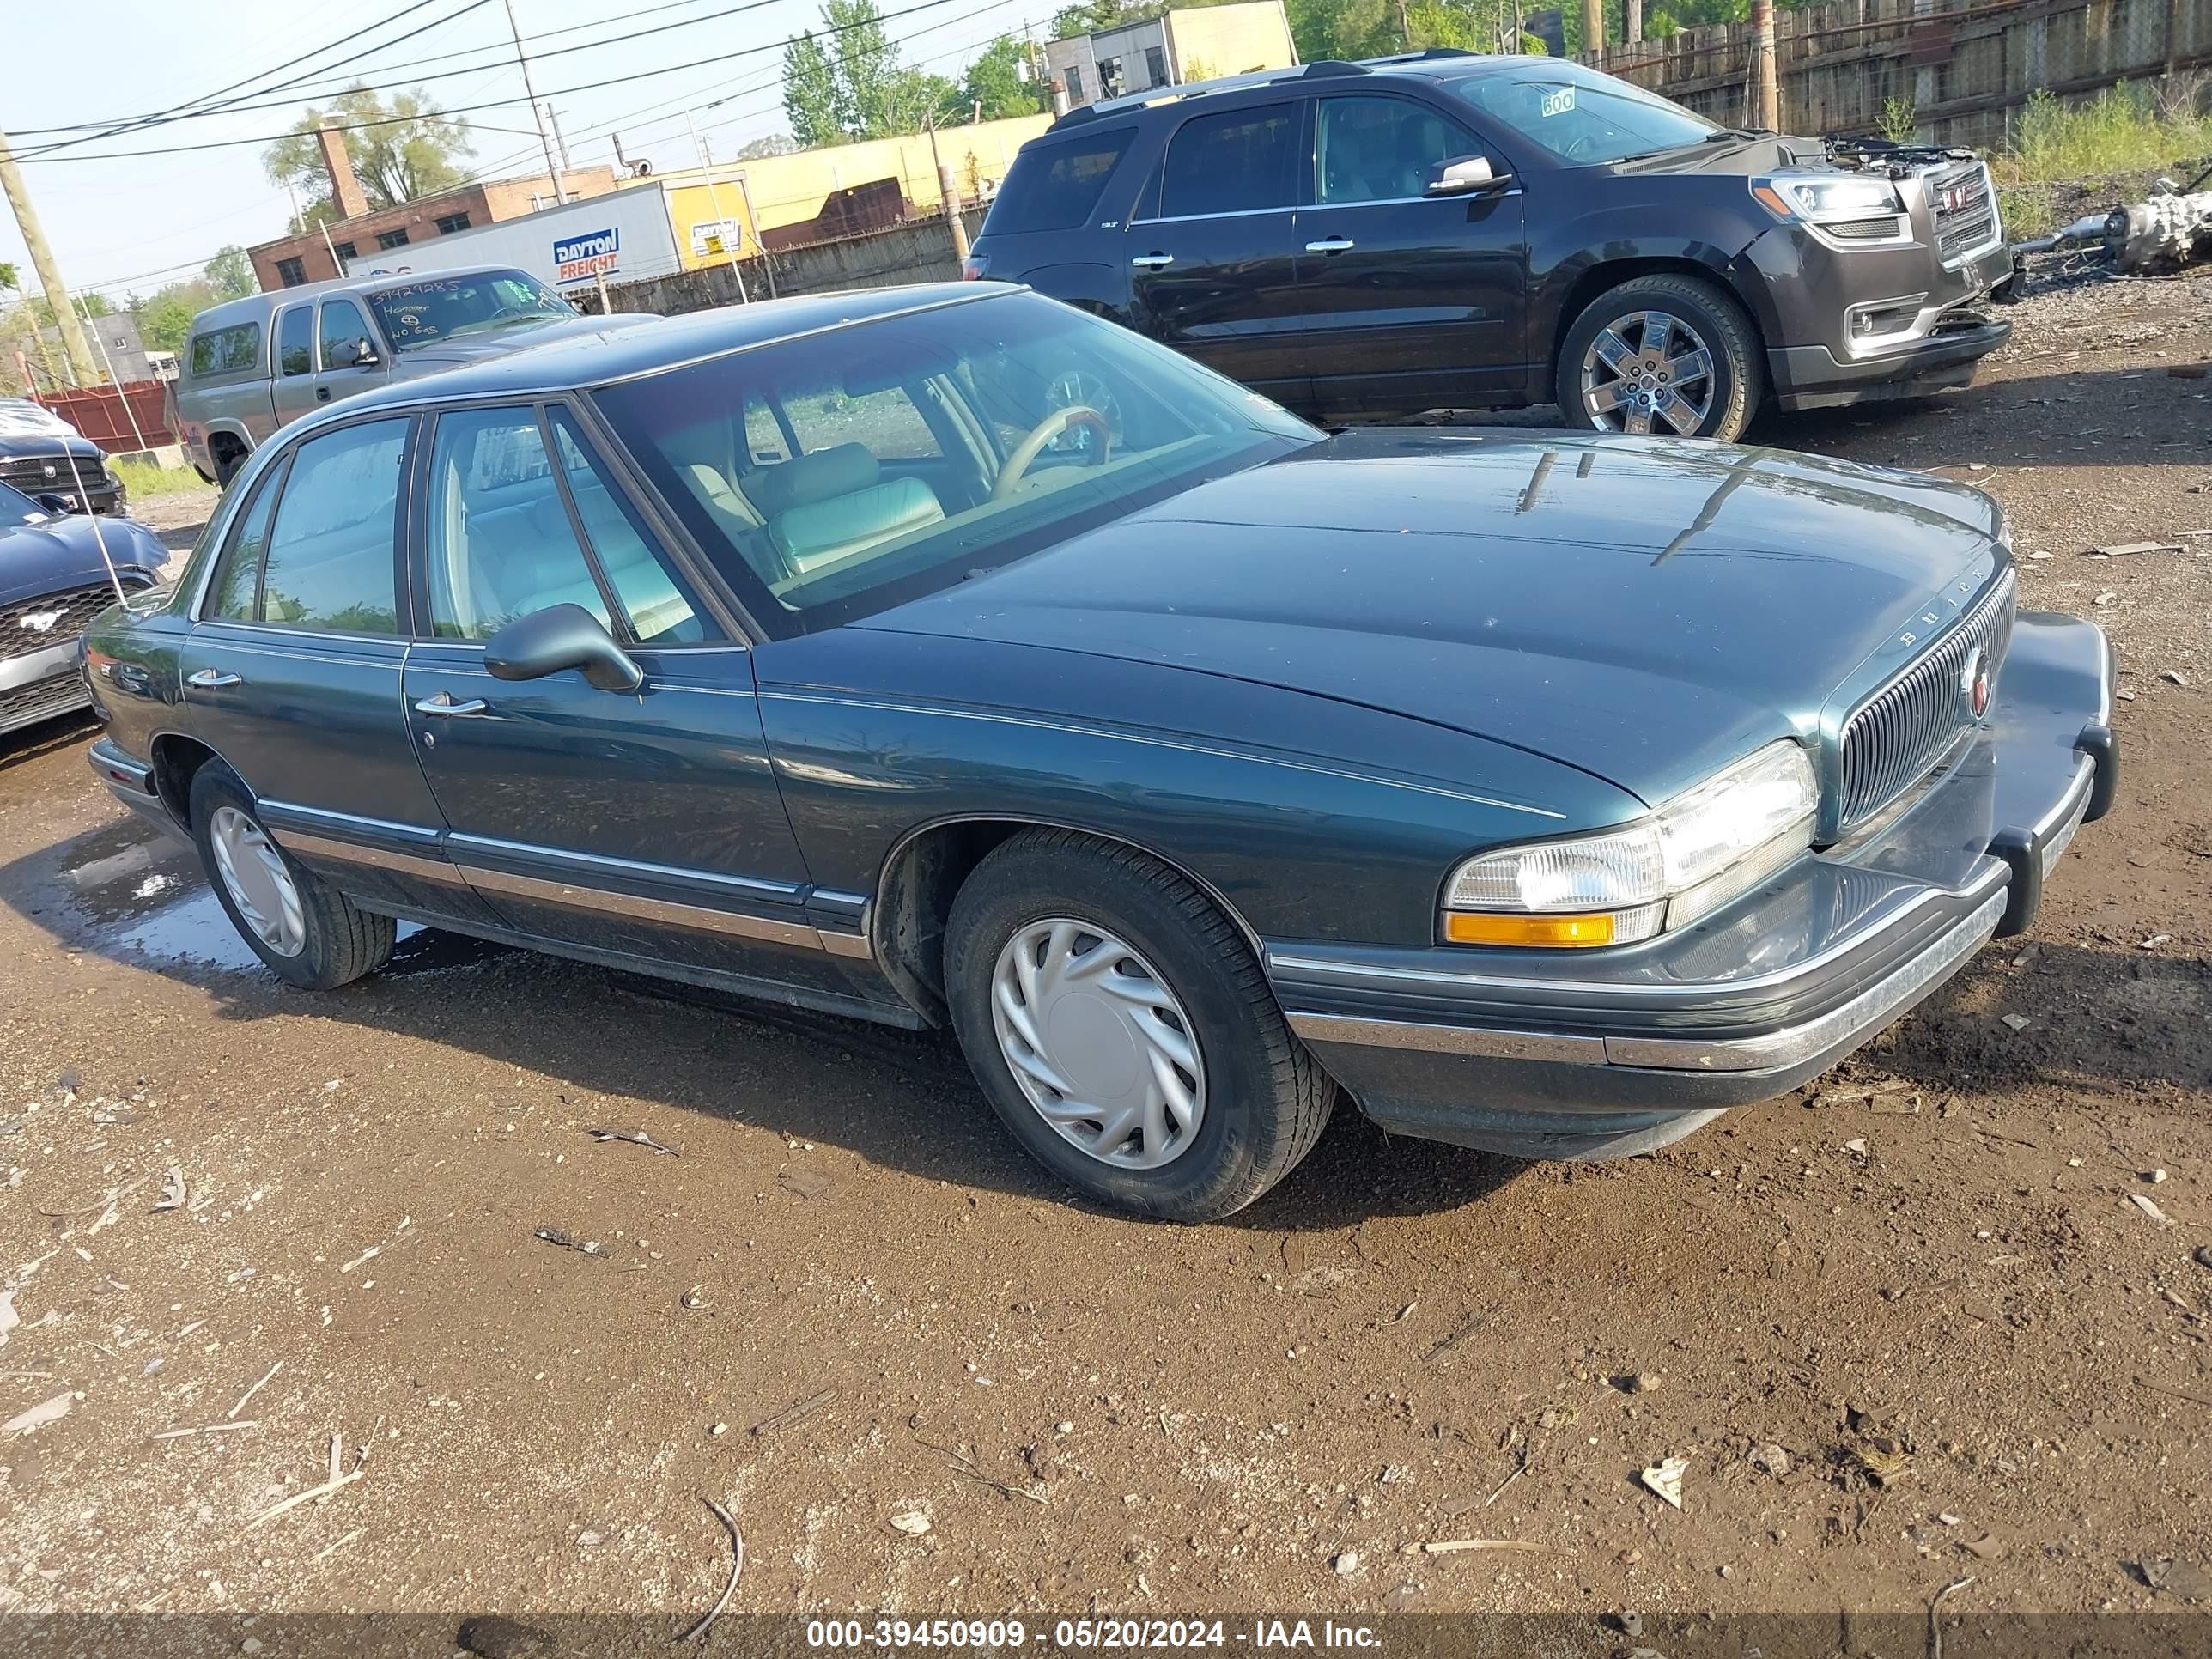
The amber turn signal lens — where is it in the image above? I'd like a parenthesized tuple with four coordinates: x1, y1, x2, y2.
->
(1751, 184, 1796, 219)
(1443, 911, 1617, 947)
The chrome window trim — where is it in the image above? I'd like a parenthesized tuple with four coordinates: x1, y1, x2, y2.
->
(1128, 204, 1304, 226)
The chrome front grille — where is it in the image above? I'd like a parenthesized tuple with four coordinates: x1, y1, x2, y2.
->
(1838, 568, 2015, 829)
(1929, 161, 2002, 268)
(5, 581, 134, 663)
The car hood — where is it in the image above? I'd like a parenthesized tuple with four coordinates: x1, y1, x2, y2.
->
(395, 311, 662, 368)
(1, 514, 169, 608)
(1613, 132, 1839, 179)
(870, 429, 2007, 808)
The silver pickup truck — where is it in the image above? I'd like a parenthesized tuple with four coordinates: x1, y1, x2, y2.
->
(174, 265, 659, 484)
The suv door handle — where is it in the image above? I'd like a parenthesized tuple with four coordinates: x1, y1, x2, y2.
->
(1130, 253, 1175, 269)
(414, 692, 489, 717)
(1304, 237, 1356, 253)
(185, 668, 242, 689)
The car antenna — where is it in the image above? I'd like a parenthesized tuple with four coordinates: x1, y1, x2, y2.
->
(57, 447, 130, 605)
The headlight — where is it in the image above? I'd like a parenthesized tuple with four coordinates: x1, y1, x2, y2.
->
(1443, 742, 1817, 947)
(1752, 174, 1906, 224)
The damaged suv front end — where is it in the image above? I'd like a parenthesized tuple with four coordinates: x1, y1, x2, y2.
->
(1744, 141, 2014, 410)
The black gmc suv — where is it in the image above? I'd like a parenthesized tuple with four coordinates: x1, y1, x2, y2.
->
(966, 51, 2014, 439)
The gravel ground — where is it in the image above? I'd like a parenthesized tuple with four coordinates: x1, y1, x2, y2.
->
(1, 267, 2208, 1634)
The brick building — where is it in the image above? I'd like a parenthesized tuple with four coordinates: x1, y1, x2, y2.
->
(247, 122, 622, 290)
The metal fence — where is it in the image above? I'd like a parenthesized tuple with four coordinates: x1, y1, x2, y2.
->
(1595, 0, 2209, 149)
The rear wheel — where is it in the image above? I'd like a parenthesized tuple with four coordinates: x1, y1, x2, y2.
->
(210, 439, 247, 489)
(1558, 273, 1762, 441)
(944, 829, 1332, 1221)
(188, 763, 394, 989)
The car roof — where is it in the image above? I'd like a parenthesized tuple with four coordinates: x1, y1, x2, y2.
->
(1046, 49, 1550, 131)
(325, 282, 1004, 416)
(185, 264, 539, 335)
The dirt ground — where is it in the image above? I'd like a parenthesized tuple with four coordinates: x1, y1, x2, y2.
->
(2, 267, 2209, 1638)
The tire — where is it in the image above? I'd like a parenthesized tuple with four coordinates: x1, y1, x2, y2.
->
(213, 446, 246, 489)
(1557, 273, 1763, 441)
(944, 829, 1333, 1221)
(188, 762, 394, 990)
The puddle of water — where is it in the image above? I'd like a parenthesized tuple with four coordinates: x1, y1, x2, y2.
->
(40, 812, 502, 978)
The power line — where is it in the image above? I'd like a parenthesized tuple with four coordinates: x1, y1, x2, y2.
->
(19, 0, 500, 161)
(10, 0, 994, 166)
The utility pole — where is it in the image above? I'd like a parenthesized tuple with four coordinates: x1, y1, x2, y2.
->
(544, 104, 574, 179)
(1582, 0, 1604, 62)
(503, 0, 568, 204)
(0, 126, 100, 386)
(1748, 0, 1779, 129)
(684, 112, 748, 303)
(924, 112, 969, 263)
(1625, 0, 1643, 46)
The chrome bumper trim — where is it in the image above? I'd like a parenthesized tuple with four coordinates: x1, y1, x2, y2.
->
(1287, 889, 2006, 1077)
(454, 861, 824, 950)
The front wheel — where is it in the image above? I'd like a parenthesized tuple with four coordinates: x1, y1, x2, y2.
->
(1557, 273, 1763, 441)
(189, 763, 394, 989)
(944, 830, 1333, 1221)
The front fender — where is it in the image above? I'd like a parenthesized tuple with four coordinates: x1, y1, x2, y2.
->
(755, 629, 1644, 950)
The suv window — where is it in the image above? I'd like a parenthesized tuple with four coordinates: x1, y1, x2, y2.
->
(319, 300, 375, 371)
(1157, 103, 1300, 219)
(256, 420, 407, 634)
(186, 321, 262, 382)
(1317, 97, 1486, 204)
(276, 307, 313, 377)
(1446, 60, 1717, 166)
(986, 128, 1134, 234)
(422, 406, 708, 645)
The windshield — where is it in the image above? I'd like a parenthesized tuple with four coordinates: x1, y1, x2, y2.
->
(1449, 61, 1722, 165)
(0, 482, 48, 527)
(366, 270, 577, 353)
(588, 291, 1317, 636)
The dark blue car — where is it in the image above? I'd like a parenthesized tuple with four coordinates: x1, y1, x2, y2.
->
(81, 284, 2115, 1220)
(3, 482, 169, 737)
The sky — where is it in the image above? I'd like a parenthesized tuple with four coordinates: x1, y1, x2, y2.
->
(0, 0, 1046, 307)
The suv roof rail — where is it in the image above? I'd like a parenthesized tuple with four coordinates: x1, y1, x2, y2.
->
(1299, 59, 1371, 77)
(1362, 46, 1483, 64)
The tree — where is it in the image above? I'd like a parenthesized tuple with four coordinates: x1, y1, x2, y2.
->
(962, 34, 1045, 121)
(204, 246, 257, 301)
(263, 86, 473, 220)
(734, 131, 801, 161)
(782, 0, 965, 143)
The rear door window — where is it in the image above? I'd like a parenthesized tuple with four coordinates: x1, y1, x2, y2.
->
(186, 322, 262, 382)
(986, 128, 1135, 233)
(276, 307, 313, 377)
(256, 419, 407, 634)
(205, 467, 284, 622)
(1157, 103, 1302, 218)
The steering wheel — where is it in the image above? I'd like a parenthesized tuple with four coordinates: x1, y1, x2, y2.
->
(993, 406, 1113, 501)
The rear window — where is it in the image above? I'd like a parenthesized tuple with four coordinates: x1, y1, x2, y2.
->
(984, 129, 1134, 234)
(186, 321, 263, 382)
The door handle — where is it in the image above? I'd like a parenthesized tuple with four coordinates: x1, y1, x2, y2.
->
(414, 692, 489, 717)
(1130, 253, 1175, 269)
(186, 668, 242, 689)
(1304, 237, 1356, 253)
(315, 387, 331, 403)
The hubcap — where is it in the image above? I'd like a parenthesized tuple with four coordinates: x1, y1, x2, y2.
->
(208, 805, 306, 957)
(1581, 310, 1717, 436)
(989, 919, 1206, 1170)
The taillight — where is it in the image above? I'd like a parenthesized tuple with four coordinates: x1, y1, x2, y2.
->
(962, 255, 989, 281)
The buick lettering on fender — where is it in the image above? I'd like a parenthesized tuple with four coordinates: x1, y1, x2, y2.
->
(80, 285, 2116, 1221)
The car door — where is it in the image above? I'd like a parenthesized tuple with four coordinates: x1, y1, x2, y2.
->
(269, 302, 320, 428)
(1291, 94, 1531, 413)
(1122, 99, 1312, 408)
(397, 402, 847, 995)
(311, 297, 390, 414)
(178, 413, 492, 921)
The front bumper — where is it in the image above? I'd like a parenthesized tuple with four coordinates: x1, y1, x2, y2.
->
(1768, 312, 2011, 411)
(1273, 610, 2113, 1160)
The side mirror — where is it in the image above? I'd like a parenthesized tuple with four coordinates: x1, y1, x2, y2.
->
(483, 604, 644, 694)
(33, 491, 75, 516)
(353, 339, 381, 368)
(1426, 155, 1512, 198)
